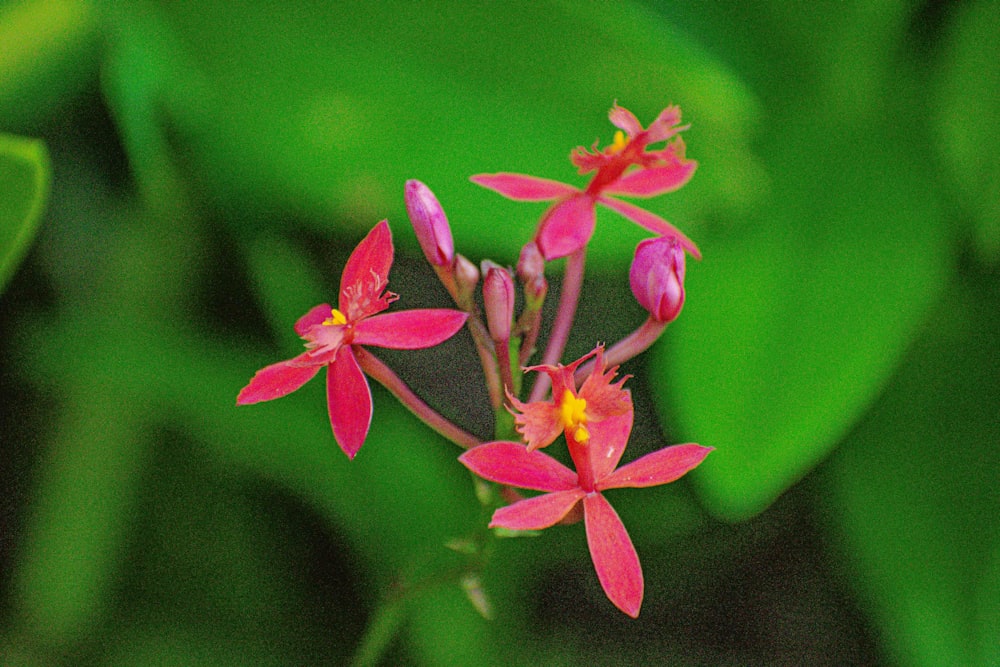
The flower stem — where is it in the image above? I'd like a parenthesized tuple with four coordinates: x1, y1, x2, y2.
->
(355, 347, 482, 449)
(529, 247, 586, 403)
(348, 594, 407, 667)
(574, 316, 667, 383)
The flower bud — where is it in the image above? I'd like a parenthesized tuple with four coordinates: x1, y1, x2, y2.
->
(629, 236, 685, 323)
(454, 253, 480, 309)
(482, 262, 515, 343)
(405, 179, 454, 267)
(517, 241, 548, 308)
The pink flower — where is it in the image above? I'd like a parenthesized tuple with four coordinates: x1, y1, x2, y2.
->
(471, 104, 700, 261)
(459, 403, 712, 617)
(509, 346, 631, 451)
(237, 220, 468, 459)
(630, 235, 686, 323)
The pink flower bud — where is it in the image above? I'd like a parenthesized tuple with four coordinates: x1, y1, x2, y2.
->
(517, 242, 547, 307)
(405, 180, 454, 267)
(629, 236, 686, 323)
(454, 253, 480, 308)
(482, 262, 515, 343)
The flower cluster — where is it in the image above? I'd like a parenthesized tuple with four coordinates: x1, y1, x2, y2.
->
(238, 103, 711, 617)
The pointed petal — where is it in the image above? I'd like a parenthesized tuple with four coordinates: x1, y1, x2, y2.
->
(237, 353, 322, 404)
(470, 173, 578, 201)
(584, 493, 643, 618)
(490, 489, 585, 531)
(605, 161, 697, 197)
(608, 104, 643, 136)
(327, 347, 372, 459)
(340, 220, 394, 312)
(295, 304, 334, 337)
(459, 442, 578, 491)
(599, 444, 713, 490)
(586, 406, 634, 481)
(535, 194, 597, 260)
(508, 395, 563, 451)
(644, 105, 684, 143)
(353, 309, 467, 349)
(597, 197, 701, 260)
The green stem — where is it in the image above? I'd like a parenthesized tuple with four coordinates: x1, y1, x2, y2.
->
(348, 594, 407, 667)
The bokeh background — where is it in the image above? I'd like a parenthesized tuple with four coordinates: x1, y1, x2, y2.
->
(1, 1, 997, 665)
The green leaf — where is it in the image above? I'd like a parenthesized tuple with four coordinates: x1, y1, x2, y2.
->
(821, 269, 1000, 666)
(102, 0, 762, 270)
(934, 0, 1000, 264)
(0, 133, 49, 294)
(653, 32, 953, 520)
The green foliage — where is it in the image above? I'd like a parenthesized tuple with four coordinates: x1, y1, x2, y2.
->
(0, 133, 49, 294)
(1, 0, 997, 665)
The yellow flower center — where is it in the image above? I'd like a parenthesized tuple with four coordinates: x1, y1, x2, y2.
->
(608, 130, 629, 154)
(323, 308, 348, 326)
(559, 389, 589, 444)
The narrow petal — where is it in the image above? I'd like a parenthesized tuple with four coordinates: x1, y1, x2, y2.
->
(585, 407, 634, 482)
(598, 444, 713, 490)
(327, 347, 372, 459)
(608, 104, 643, 136)
(605, 161, 697, 197)
(470, 173, 578, 201)
(597, 196, 702, 260)
(459, 442, 578, 492)
(295, 304, 334, 337)
(643, 105, 684, 143)
(353, 309, 468, 349)
(340, 220, 394, 312)
(584, 493, 643, 618)
(508, 395, 563, 451)
(236, 353, 322, 404)
(490, 489, 585, 531)
(535, 194, 597, 260)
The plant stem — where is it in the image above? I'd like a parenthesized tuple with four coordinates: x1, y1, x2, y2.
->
(355, 347, 482, 449)
(574, 316, 668, 383)
(529, 247, 586, 402)
(348, 594, 407, 667)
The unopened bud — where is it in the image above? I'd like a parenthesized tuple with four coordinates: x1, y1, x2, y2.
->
(454, 254, 480, 309)
(405, 180, 454, 267)
(629, 236, 686, 323)
(517, 241, 547, 308)
(482, 262, 515, 343)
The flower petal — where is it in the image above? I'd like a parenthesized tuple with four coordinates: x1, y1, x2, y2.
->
(236, 353, 322, 404)
(578, 348, 631, 422)
(584, 493, 643, 618)
(470, 173, 578, 201)
(326, 347, 372, 459)
(535, 194, 597, 260)
(353, 309, 468, 349)
(295, 304, 334, 337)
(608, 104, 643, 136)
(597, 196, 701, 260)
(598, 444, 713, 490)
(604, 161, 697, 198)
(508, 395, 563, 451)
(490, 489, 585, 531)
(340, 220, 394, 313)
(586, 406, 634, 482)
(459, 441, 578, 491)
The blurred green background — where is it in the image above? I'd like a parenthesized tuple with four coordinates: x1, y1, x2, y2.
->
(1, 0, 997, 664)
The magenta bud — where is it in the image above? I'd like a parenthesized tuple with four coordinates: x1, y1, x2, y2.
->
(629, 236, 686, 323)
(454, 253, 480, 308)
(482, 263, 515, 343)
(405, 180, 454, 267)
(516, 242, 545, 284)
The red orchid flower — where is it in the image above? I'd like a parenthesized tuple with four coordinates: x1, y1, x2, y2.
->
(459, 402, 712, 617)
(471, 103, 700, 261)
(508, 345, 630, 451)
(237, 220, 468, 459)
